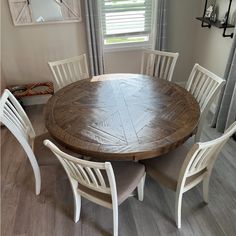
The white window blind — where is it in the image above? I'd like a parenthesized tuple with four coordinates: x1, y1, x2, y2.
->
(100, 0, 154, 47)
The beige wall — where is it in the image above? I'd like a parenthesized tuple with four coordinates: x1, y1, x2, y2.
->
(193, 0, 236, 112)
(194, 0, 236, 78)
(104, 0, 203, 84)
(104, 49, 143, 74)
(167, 0, 202, 83)
(2, 0, 235, 89)
(1, 0, 88, 86)
(105, 0, 236, 85)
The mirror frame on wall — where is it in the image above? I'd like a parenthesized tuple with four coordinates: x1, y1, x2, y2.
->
(8, 0, 82, 26)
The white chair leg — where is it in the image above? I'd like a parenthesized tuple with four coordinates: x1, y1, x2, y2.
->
(203, 176, 210, 204)
(113, 204, 119, 236)
(194, 130, 201, 143)
(194, 118, 204, 142)
(137, 173, 146, 201)
(70, 179, 81, 223)
(24, 145, 41, 195)
(74, 193, 81, 223)
(175, 191, 183, 229)
(29, 157, 41, 195)
(34, 166, 41, 195)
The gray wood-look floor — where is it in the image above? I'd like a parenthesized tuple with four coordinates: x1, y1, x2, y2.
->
(1, 105, 236, 236)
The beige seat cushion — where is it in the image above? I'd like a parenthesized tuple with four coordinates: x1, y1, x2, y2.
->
(142, 145, 206, 191)
(78, 161, 145, 205)
(34, 132, 82, 166)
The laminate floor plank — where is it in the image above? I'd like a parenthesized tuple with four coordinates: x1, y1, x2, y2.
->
(1, 105, 236, 236)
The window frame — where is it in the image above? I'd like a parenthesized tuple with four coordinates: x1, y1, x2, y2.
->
(100, 0, 157, 52)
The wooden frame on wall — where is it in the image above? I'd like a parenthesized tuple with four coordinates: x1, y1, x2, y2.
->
(8, 0, 82, 26)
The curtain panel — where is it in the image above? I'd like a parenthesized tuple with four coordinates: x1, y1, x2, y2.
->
(84, 0, 105, 76)
(155, 0, 167, 51)
(212, 31, 236, 132)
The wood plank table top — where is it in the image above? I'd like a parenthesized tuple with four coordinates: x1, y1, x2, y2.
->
(45, 74, 200, 161)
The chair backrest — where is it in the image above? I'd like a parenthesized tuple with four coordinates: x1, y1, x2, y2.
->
(43, 139, 118, 208)
(186, 64, 225, 141)
(0, 89, 36, 145)
(186, 64, 225, 113)
(179, 121, 236, 191)
(141, 49, 179, 81)
(0, 89, 41, 195)
(48, 54, 89, 90)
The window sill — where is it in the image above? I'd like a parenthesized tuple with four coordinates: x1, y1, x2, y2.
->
(104, 42, 152, 53)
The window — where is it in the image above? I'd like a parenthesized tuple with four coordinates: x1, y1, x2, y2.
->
(100, 0, 155, 49)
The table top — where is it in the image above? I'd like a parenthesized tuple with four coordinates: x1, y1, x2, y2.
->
(45, 74, 200, 161)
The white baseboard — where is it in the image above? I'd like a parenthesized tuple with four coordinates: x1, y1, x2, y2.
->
(21, 95, 51, 106)
(210, 103, 217, 114)
(176, 81, 186, 88)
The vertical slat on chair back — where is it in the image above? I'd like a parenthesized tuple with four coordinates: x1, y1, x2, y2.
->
(185, 121, 236, 177)
(48, 54, 89, 90)
(186, 64, 225, 142)
(141, 50, 179, 81)
(186, 64, 225, 113)
(44, 140, 114, 195)
(0, 89, 35, 143)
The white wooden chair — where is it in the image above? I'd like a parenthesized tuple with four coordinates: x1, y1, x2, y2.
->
(44, 139, 146, 236)
(142, 121, 236, 228)
(186, 64, 225, 142)
(0, 89, 65, 195)
(48, 54, 89, 91)
(141, 49, 179, 81)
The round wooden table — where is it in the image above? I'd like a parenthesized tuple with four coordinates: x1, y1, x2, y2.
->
(45, 74, 200, 161)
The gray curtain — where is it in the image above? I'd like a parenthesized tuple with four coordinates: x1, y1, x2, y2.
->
(226, 78, 236, 129)
(155, 0, 167, 51)
(212, 32, 236, 132)
(84, 0, 105, 76)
